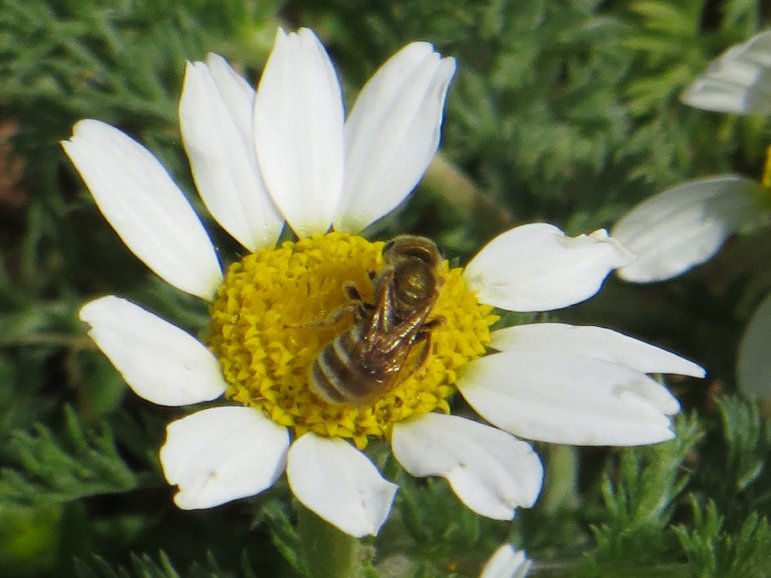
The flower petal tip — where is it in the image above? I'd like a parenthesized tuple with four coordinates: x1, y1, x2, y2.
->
(254, 26, 344, 238)
(161, 407, 289, 510)
(334, 40, 455, 232)
(79, 296, 227, 406)
(392, 414, 543, 520)
(287, 434, 397, 537)
(480, 545, 531, 578)
(64, 120, 223, 299)
(464, 223, 633, 312)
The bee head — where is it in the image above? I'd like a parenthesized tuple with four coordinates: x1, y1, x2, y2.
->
(382, 235, 441, 269)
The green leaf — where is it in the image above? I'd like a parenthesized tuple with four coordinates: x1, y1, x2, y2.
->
(585, 413, 703, 571)
(75, 552, 180, 578)
(0, 406, 137, 505)
(0, 502, 63, 577)
(695, 397, 771, 527)
(263, 499, 306, 576)
(674, 498, 771, 578)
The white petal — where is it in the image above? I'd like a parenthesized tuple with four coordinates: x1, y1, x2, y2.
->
(286, 434, 397, 537)
(492, 323, 704, 378)
(681, 30, 771, 115)
(335, 43, 456, 232)
(392, 413, 542, 520)
(80, 296, 227, 406)
(161, 407, 289, 509)
(204, 53, 257, 131)
(458, 350, 680, 446)
(738, 293, 771, 399)
(180, 56, 282, 251)
(480, 545, 531, 578)
(254, 28, 344, 237)
(62, 120, 222, 300)
(612, 176, 760, 282)
(464, 224, 633, 312)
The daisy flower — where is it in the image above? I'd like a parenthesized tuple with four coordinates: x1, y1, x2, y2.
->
(612, 28, 771, 283)
(64, 28, 704, 537)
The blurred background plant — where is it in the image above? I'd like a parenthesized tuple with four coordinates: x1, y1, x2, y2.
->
(1, 0, 771, 576)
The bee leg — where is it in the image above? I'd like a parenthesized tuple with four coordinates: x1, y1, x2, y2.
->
(422, 316, 446, 331)
(404, 316, 445, 371)
(407, 331, 433, 373)
(343, 281, 376, 318)
(343, 281, 368, 303)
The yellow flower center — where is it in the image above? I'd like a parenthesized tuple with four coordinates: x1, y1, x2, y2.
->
(208, 232, 497, 448)
(762, 145, 771, 190)
(759, 145, 771, 210)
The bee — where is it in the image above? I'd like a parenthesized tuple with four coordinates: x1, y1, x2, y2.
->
(309, 235, 444, 406)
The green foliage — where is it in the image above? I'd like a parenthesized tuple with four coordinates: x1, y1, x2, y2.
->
(375, 466, 508, 577)
(692, 397, 771, 528)
(577, 414, 702, 574)
(75, 552, 182, 578)
(0, 406, 136, 505)
(262, 499, 306, 576)
(674, 499, 771, 578)
(0, 502, 63, 577)
(567, 398, 771, 578)
(74, 551, 260, 578)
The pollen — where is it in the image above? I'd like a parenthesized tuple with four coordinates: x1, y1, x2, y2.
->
(208, 232, 497, 448)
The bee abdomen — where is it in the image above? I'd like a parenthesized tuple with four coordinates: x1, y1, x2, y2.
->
(309, 326, 387, 405)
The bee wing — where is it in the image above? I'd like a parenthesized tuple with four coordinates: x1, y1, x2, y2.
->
(358, 294, 429, 366)
(366, 268, 397, 337)
(681, 30, 771, 115)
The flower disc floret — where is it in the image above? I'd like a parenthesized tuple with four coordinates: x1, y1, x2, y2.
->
(208, 232, 496, 448)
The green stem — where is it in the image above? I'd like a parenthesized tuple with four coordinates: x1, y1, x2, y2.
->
(0, 333, 93, 349)
(297, 504, 365, 578)
(423, 154, 514, 234)
(541, 444, 579, 514)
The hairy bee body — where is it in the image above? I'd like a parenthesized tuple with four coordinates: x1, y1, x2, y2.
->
(309, 236, 443, 406)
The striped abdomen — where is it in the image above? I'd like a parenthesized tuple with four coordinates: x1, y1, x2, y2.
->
(309, 323, 411, 406)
